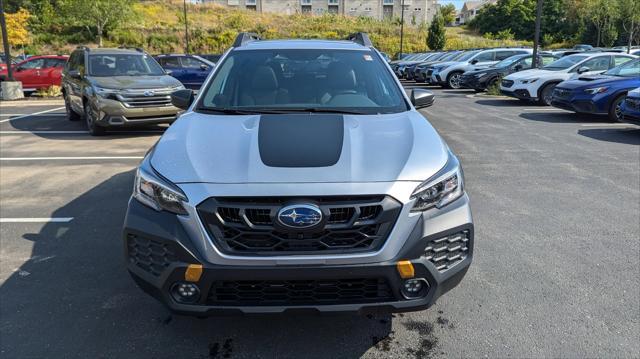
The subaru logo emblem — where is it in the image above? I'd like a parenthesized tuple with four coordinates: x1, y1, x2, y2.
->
(143, 90, 155, 97)
(277, 204, 322, 229)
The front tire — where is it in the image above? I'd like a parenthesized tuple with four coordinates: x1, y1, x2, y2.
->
(65, 94, 81, 121)
(84, 101, 106, 136)
(446, 71, 463, 89)
(608, 94, 626, 123)
(538, 83, 557, 106)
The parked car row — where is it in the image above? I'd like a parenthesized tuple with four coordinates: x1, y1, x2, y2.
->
(397, 48, 639, 124)
(0, 49, 220, 95)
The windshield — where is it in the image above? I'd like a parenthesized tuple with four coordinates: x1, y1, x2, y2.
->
(495, 55, 528, 68)
(604, 59, 639, 77)
(543, 55, 588, 71)
(88, 54, 165, 76)
(198, 49, 408, 115)
(457, 51, 480, 62)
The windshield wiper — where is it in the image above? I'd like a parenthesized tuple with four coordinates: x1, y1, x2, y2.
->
(197, 107, 267, 115)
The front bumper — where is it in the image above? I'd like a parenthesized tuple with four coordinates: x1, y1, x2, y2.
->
(500, 87, 537, 101)
(93, 97, 180, 126)
(123, 193, 474, 315)
(621, 100, 640, 125)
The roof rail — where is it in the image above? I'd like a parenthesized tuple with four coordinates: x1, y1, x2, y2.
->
(347, 32, 373, 47)
(233, 32, 261, 47)
(118, 46, 144, 53)
(76, 45, 90, 51)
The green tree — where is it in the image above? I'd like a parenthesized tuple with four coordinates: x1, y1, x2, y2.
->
(427, 12, 446, 50)
(440, 3, 457, 25)
(584, 0, 619, 46)
(62, 0, 133, 47)
(618, 0, 640, 51)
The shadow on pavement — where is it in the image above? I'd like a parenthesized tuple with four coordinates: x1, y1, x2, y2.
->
(0, 170, 391, 358)
(5, 115, 168, 140)
(475, 98, 525, 107)
(578, 128, 640, 145)
(519, 111, 605, 124)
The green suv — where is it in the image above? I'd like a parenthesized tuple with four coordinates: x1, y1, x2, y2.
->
(61, 47, 184, 135)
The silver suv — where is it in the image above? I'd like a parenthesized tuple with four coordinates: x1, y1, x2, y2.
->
(123, 33, 474, 315)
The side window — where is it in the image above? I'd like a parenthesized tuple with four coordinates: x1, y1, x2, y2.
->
(19, 58, 45, 70)
(159, 57, 181, 67)
(541, 56, 556, 66)
(579, 56, 611, 72)
(496, 51, 515, 60)
(181, 57, 205, 69)
(76, 53, 86, 75)
(518, 57, 533, 67)
(44, 58, 65, 68)
(474, 51, 495, 62)
(613, 56, 632, 67)
(66, 53, 77, 71)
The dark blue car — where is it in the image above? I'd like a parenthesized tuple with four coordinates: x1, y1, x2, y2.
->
(551, 58, 640, 121)
(154, 54, 215, 90)
(620, 87, 640, 125)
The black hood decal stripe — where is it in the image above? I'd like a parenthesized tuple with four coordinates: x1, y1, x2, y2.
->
(258, 114, 344, 168)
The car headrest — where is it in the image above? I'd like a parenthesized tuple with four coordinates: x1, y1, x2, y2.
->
(327, 62, 357, 91)
(251, 66, 278, 91)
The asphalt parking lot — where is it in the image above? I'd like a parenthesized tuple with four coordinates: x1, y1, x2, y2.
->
(1, 85, 638, 358)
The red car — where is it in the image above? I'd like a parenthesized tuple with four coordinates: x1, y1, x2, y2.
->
(0, 55, 68, 91)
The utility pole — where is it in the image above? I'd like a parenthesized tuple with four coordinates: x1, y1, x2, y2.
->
(531, 0, 543, 69)
(183, 0, 190, 54)
(0, 0, 13, 81)
(399, 0, 405, 59)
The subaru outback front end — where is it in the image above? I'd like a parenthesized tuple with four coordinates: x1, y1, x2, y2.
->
(123, 33, 474, 315)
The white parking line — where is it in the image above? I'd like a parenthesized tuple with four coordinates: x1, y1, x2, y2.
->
(0, 217, 73, 223)
(0, 130, 164, 134)
(0, 156, 144, 161)
(0, 113, 66, 117)
(0, 107, 65, 123)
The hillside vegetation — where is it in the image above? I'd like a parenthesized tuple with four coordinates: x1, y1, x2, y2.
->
(18, 0, 531, 56)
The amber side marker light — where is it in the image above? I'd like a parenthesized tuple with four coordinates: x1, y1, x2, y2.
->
(185, 264, 203, 282)
(396, 260, 415, 279)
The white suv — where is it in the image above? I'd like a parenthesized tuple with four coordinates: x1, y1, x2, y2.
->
(431, 48, 532, 89)
(500, 52, 637, 105)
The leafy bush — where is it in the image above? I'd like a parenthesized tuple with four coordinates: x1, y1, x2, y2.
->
(36, 85, 62, 98)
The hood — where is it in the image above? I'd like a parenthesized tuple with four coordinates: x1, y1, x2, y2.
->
(555, 75, 633, 90)
(90, 75, 181, 90)
(151, 111, 449, 184)
(464, 66, 503, 76)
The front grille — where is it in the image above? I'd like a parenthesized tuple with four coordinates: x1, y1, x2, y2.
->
(116, 89, 173, 108)
(626, 98, 640, 110)
(501, 79, 514, 88)
(423, 230, 470, 272)
(126, 234, 177, 276)
(553, 88, 572, 100)
(197, 196, 401, 255)
(207, 278, 394, 306)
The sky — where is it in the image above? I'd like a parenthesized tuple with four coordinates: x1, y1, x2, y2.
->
(438, 0, 468, 10)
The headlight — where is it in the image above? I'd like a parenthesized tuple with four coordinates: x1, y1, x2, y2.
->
(520, 78, 539, 84)
(134, 166, 188, 215)
(172, 84, 186, 90)
(410, 154, 464, 212)
(584, 86, 608, 94)
(93, 86, 120, 99)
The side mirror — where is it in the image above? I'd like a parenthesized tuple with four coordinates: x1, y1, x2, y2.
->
(513, 64, 523, 72)
(470, 59, 479, 65)
(16, 67, 25, 72)
(411, 89, 435, 109)
(577, 66, 590, 74)
(68, 70, 81, 79)
(165, 69, 173, 76)
(200, 64, 209, 71)
(171, 89, 194, 110)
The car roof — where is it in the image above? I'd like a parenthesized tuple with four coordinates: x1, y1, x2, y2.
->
(84, 48, 146, 55)
(234, 39, 371, 51)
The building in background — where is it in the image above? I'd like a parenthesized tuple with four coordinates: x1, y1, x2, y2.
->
(457, 0, 495, 25)
(205, 0, 440, 24)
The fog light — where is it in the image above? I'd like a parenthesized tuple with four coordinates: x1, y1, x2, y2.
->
(401, 278, 428, 299)
(170, 282, 201, 304)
